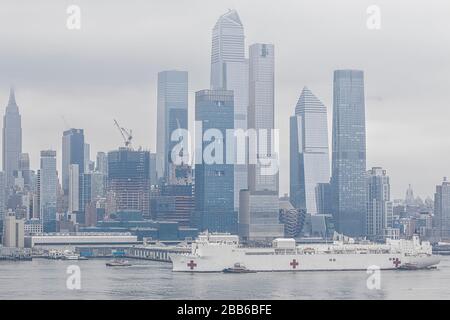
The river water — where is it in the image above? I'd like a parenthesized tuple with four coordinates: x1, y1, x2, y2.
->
(1, 256, 449, 299)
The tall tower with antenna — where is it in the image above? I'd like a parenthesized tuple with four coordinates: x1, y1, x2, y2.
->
(2, 87, 22, 190)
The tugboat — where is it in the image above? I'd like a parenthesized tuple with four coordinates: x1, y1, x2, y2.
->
(223, 263, 256, 274)
(106, 259, 132, 267)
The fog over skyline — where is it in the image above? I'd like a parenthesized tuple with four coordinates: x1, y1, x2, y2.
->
(0, 0, 449, 199)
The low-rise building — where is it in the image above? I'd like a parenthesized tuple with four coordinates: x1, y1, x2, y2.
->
(25, 232, 138, 248)
(2, 214, 24, 248)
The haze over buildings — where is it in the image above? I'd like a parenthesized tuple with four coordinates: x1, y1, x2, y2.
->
(1, 1, 449, 199)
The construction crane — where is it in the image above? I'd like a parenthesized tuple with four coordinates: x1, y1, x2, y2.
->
(114, 119, 133, 149)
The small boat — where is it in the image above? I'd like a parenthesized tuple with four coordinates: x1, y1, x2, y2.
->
(223, 263, 256, 274)
(62, 250, 83, 260)
(48, 250, 64, 260)
(106, 259, 132, 267)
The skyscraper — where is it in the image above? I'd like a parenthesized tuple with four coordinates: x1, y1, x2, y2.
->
(434, 177, 450, 239)
(194, 89, 236, 233)
(290, 87, 330, 214)
(107, 148, 150, 217)
(239, 43, 284, 241)
(39, 150, 57, 232)
(210, 9, 248, 210)
(2, 87, 22, 189)
(84, 143, 91, 173)
(96, 151, 108, 176)
(330, 70, 367, 237)
(0, 171, 6, 221)
(405, 184, 415, 206)
(366, 167, 393, 239)
(62, 129, 85, 194)
(156, 70, 188, 183)
(90, 171, 105, 200)
(149, 153, 157, 186)
(68, 164, 79, 214)
(18, 153, 31, 190)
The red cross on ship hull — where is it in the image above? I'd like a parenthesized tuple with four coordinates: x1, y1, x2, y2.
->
(392, 258, 401, 268)
(290, 259, 299, 269)
(187, 260, 197, 270)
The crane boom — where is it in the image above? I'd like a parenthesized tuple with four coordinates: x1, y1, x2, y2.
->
(114, 119, 133, 149)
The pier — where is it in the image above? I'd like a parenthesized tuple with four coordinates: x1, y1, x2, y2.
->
(126, 245, 190, 262)
(75, 244, 191, 262)
(0, 247, 32, 261)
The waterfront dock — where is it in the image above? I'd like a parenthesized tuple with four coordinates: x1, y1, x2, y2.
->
(0, 247, 33, 261)
(75, 243, 190, 262)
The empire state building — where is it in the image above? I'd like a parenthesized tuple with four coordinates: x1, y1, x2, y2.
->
(2, 87, 22, 190)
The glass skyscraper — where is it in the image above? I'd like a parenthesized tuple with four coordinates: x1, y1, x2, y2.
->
(210, 10, 248, 211)
(62, 128, 85, 194)
(194, 89, 236, 233)
(330, 70, 367, 237)
(156, 70, 188, 183)
(240, 43, 284, 241)
(434, 177, 450, 239)
(290, 87, 330, 215)
(39, 150, 57, 232)
(366, 167, 393, 239)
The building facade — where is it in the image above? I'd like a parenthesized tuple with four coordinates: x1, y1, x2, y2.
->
(107, 148, 150, 217)
(2, 88, 22, 190)
(210, 10, 249, 211)
(96, 151, 108, 176)
(366, 167, 393, 240)
(290, 87, 330, 215)
(330, 70, 367, 237)
(2, 214, 24, 248)
(239, 43, 283, 241)
(150, 184, 194, 227)
(62, 128, 85, 194)
(0, 172, 5, 221)
(39, 150, 57, 232)
(156, 70, 188, 183)
(194, 89, 236, 233)
(434, 177, 450, 239)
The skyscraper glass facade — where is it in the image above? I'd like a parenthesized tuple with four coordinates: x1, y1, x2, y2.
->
(62, 128, 85, 194)
(39, 150, 57, 232)
(210, 10, 248, 211)
(156, 70, 188, 183)
(366, 167, 392, 239)
(194, 89, 236, 233)
(240, 43, 283, 241)
(434, 178, 450, 239)
(290, 87, 330, 215)
(331, 70, 367, 237)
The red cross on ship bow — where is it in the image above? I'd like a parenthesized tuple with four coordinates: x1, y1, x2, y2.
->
(290, 259, 299, 269)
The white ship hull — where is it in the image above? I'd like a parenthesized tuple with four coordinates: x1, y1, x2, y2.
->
(170, 234, 440, 272)
(171, 251, 439, 272)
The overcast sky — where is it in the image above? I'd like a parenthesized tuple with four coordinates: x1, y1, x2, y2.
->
(0, 0, 449, 199)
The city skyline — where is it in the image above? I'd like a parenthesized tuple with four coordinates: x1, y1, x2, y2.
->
(0, 1, 448, 302)
(1, 0, 450, 199)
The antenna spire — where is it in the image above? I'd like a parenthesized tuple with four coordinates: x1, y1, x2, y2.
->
(8, 86, 16, 106)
